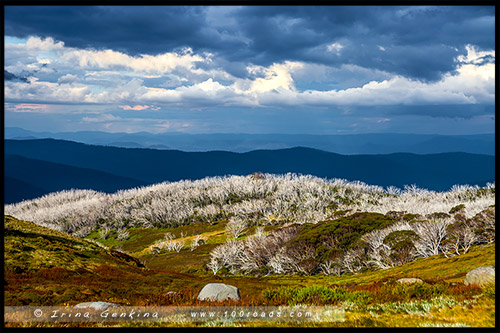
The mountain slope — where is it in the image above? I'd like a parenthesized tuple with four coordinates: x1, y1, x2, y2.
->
(4, 127, 495, 155)
(4, 176, 48, 204)
(5, 139, 494, 193)
(5, 154, 149, 203)
(4, 215, 144, 273)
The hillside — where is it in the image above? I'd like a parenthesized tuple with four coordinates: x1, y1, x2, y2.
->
(5, 128, 495, 155)
(5, 173, 495, 279)
(4, 173, 495, 327)
(5, 173, 495, 235)
(4, 215, 144, 274)
(4, 139, 495, 203)
(5, 154, 148, 203)
(5, 176, 47, 204)
(4, 214, 495, 327)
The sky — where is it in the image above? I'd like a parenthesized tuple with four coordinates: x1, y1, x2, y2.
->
(3, 6, 495, 135)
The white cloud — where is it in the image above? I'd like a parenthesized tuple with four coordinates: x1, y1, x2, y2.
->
(8, 103, 50, 113)
(327, 42, 344, 55)
(457, 44, 495, 65)
(246, 61, 303, 94)
(5, 80, 92, 103)
(4, 36, 495, 110)
(82, 113, 121, 122)
(141, 78, 247, 108)
(297, 75, 478, 106)
(61, 47, 207, 75)
(57, 74, 79, 85)
(120, 105, 154, 111)
(25, 36, 65, 51)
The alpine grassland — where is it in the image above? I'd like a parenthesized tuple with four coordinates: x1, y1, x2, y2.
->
(4, 174, 495, 327)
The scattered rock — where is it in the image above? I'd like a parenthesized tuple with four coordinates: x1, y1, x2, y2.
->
(197, 283, 240, 302)
(464, 266, 495, 286)
(396, 278, 424, 285)
(74, 302, 120, 310)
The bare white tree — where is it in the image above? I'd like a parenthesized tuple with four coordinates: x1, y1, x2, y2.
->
(208, 240, 247, 274)
(320, 260, 342, 276)
(268, 249, 301, 274)
(190, 235, 204, 251)
(362, 221, 416, 269)
(117, 229, 130, 241)
(171, 240, 184, 253)
(226, 217, 248, 239)
(342, 248, 366, 274)
(461, 226, 478, 253)
(148, 232, 185, 253)
(4, 174, 494, 243)
(207, 256, 223, 275)
(445, 221, 479, 256)
(412, 219, 452, 258)
(208, 225, 299, 274)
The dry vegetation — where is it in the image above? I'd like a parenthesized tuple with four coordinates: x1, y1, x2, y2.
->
(4, 174, 496, 327)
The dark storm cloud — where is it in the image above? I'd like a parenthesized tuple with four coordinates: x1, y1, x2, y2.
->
(4, 70, 29, 83)
(4, 6, 230, 54)
(231, 6, 494, 81)
(4, 5, 494, 81)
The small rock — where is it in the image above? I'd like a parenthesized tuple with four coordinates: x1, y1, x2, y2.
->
(396, 278, 424, 285)
(197, 283, 240, 302)
(74, 302, 120, 310)
(464, 266, 495, 286)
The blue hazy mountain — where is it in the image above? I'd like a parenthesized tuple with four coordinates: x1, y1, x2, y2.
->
(5, 127, 494, 155)
(5, 154, 148, 204)
(4, 139, 494, 204)
(4, 176, 48, 204)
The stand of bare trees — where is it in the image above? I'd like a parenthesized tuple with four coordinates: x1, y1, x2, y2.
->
(4, 174, 494, 243)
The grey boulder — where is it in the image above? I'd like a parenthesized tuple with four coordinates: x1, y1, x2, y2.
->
(197, 283, 240, 302)
(464, 266, 495, 286)
(74, 302, 120, 310)
(396, 278, 424, 285)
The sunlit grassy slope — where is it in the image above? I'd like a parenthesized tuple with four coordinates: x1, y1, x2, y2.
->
(83, 215, 495, 282)
(4, 215, 144, 272)
(4, 215, 495, 327)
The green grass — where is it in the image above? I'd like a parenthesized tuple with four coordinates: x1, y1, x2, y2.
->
(86, 220, 228, 254)
(4, 215, 495, 327)
(140, 243, 219, 272)
(262, 285, 373, 306)
(324, 243, 495, 285)
(84, 222, 280, 272)
(4, 215, 143, 273)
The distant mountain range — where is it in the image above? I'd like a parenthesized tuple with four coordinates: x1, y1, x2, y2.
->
(5, 154, 147, 203)
(5, 127, 495, 155)
(4, 138, 495, 203)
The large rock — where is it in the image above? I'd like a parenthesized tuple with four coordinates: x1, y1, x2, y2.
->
(464, 266, 495, 286)
(396, 278, 424, 285)
(74, 302, 120, 310)
(197, 283, 240, 302)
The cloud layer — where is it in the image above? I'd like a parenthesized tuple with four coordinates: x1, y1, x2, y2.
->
(5, 36, 494, 108)
(3, 6, 495, 134)
(5, 6, 494, 80)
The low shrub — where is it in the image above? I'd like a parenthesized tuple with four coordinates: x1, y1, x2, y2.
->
(390, 282, 449, 301)
(262, 285, 372, 306)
